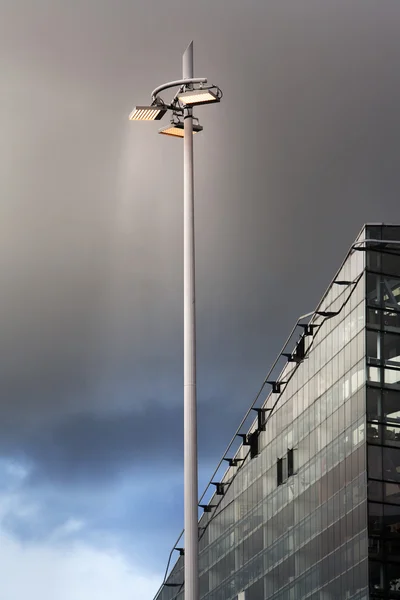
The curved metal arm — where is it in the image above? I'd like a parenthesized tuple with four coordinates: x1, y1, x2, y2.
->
(151, 77, 207, 101)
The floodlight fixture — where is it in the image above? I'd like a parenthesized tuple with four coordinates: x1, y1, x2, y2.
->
(177, 88, 220, 107)
(158, 120, 203, 138)
(128, 105, 167, 121)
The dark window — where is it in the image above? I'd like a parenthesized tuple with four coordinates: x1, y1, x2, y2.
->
(277, 458, 283, 486)
(368, 423, 381, 444)
(287, 448, 296, 477)
(368, 446, 383, 479)
(368, 480, 383, 503)
(387, 562, 400, 593)
(384, 504, 400, 538)
(384, 309, 400, 330)
(383, 332, 400, 367)
(368, 502, 383, 535)
(277, 453, 291, 486)
(383, 447, 400, 482)
(367, 330, 380, 363)
(383, 389, 400, 423)
(367, 387, 381, 422)
(384, 425, 400, 448)
(385, 482, 400, 505)
(381, 253, 400, 279)
(369, 560, 384, 592)
(367, 272, 380, 306)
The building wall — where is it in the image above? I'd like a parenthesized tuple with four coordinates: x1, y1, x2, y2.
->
(365, 225, 400, 599)
(156, 225, 400, 600)
(195, 246, 367, 600)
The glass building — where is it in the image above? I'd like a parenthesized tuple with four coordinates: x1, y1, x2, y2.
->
(154, 224, 400, 600)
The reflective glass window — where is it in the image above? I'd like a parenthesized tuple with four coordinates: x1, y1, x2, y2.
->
(383, 447, 400, 482)
(369, 560, 383, 592)
(384, 482, 400, 505)
(367, 330, 380, 363)
(384, 504, 400, 537)
(368, 446, 382, 479)
(368, 503, 383, 536)
(384, 424, 400, 447)
(368, 480, 383, 503)
(367, 388, 381, 422)
(383, 389, 400, 424)
(383, 332, 400, 368)
(387, 562, 400, 593)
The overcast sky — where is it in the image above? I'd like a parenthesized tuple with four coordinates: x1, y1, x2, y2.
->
(0, 0, 400, 598)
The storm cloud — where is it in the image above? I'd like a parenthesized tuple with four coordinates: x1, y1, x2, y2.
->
(0, 0, 400, 597)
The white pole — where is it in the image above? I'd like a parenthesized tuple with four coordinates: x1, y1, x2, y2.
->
(183, 41, 199, 600)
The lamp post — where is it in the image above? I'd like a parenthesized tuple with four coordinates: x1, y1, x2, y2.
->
(129, 42, 222, 600)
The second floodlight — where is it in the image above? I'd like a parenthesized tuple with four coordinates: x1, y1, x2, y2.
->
(158, 121, 203, 138)
(177, 88, 219, 107)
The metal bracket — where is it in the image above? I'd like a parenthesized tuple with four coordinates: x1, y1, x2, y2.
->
(151, 78, 207, 101)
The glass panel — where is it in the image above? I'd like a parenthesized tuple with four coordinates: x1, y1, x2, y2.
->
(368, 366, 381, 383)
(383, 369, 400, 389)
(368, 307, 381, 327)
(367, 388, 381, 422)
(368, 480, 383, 503)
(368, 446, 382, 479)
(383, 308, 400, 331)
(384, 504, 400, 537)
(367, 423, 380, 444)
(367, 330, 380, 363)
(369, 560, 383, 592)
(367, 272, 380, 306)
(368, 503, 383, 535)
(381, 253, 400, 278)
(383, 332, 400, 368)
(383, 447, 400, 482)
(387, 562, 400, 593)
(384, 482, 400, 505)
(383, 389, 400, 423)
(383, 424, 400, 447)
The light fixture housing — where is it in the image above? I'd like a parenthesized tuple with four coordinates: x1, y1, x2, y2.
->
(129, 105, 167, 121)
(177, 88, 219, 107)
(158, 121, 203, 138)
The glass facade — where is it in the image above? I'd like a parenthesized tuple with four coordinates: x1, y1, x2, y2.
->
(365, 225, 400, 599)
(154, 224, 400, 600)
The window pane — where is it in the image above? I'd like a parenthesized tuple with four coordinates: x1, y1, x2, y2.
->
(383, 424, 400, 448)
(387, 562, 400, 593)
(367, 273, 380, 306)
(368, 366, 381, 383)
(384, 504, 400, 537)
(385, 540, 400, 563)
(369, 560, 383, 591)
(383, 389, 400, 423)
(368, 446, 382, 479)
(381, 253, 400, 278)
(384, 367, 400, 388)
(368, 480, 383, 502)
(383, 332, 400, 367)
(384, 482, 400, 505)
(367, 388, 381, 422)
(368, 502, 383, 535)
(367, 330, 380, 363)
(367, 423, 380, 444)
(383, 447, 400, 482)
(384, 309, 400, 331)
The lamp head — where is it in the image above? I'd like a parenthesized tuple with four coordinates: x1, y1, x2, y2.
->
(129, 104, 167, 121)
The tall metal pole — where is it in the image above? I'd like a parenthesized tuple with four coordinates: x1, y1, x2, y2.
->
(183, 41, 199, 600)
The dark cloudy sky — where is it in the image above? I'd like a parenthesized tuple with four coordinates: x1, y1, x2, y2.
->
(0, 0, 399, 597)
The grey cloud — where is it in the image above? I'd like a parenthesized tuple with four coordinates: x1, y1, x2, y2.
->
(2, 397, 242, 486)
(0, 0, 400, 585)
